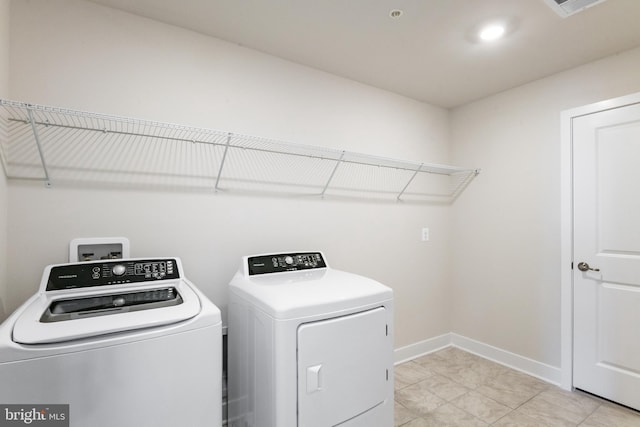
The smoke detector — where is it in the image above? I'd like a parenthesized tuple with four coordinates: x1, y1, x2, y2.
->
(542, 0, 608, 17)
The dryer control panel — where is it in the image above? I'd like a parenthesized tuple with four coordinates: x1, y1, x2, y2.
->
(248, 252, 326, 275)
(46, 258, 180, 291)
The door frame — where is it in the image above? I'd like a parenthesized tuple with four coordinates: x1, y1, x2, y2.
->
(560, 91, 640, 390)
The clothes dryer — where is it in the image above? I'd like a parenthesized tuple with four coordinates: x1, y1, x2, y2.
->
(0, 257, 222, 427)
(227, 252, 393, 427)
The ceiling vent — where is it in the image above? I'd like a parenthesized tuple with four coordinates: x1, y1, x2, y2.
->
(542, 0, 608, 17)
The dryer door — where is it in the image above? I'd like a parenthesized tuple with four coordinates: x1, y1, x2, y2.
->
(297, 307, 390, 427)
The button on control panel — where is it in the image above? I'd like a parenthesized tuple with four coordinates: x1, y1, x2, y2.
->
(248, 252, 326, 276)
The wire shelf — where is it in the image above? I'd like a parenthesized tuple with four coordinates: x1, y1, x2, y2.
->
(0, 99, 479, 201)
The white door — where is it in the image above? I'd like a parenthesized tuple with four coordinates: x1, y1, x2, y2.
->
(297, 307, 391, 427)
(572, 101, 640, 410)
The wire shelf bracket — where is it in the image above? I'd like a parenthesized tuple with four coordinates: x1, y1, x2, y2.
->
(397, 163, 423, 201)
(27, 108, 52, 188)
(214, 133, 232, 192)
(320, 150, 345, 198)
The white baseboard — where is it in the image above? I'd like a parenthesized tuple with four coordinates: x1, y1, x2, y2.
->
(394, 332, 562, 387)
(394, 333, 451, 365)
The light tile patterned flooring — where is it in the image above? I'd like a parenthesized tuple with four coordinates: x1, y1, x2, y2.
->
(395, 347, 640, 426)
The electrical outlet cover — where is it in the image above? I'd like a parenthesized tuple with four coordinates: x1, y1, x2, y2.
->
(421, 228, 430, 241)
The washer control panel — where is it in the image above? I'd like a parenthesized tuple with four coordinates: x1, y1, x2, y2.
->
(46, 258, 180, 291)
(248, 252, 326, 275)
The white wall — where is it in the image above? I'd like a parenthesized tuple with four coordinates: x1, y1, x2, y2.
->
(12, 0, 640, 372)
(0, 0, 10, 320)
(451, 47, 640, 367)
(5, 0, 453, 348)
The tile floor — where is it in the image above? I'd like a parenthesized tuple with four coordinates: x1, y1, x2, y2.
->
(394, 347, 640, 426)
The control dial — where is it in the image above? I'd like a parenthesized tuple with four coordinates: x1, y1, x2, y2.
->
(284, 256, 294, 265)
(112, 264, 127, 276)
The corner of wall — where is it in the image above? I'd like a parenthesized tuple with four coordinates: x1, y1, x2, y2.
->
(0, 0, 11, 321)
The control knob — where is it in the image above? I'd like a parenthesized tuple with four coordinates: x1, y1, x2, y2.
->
(284, 256, 294, 265)
(112, 264, 127, 276)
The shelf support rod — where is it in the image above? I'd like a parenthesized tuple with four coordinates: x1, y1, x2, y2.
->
(27, 108, 52, 188)
(214, 133, 232, 191)
(397, 163, 423, 201)
(320, 151, 345, 197)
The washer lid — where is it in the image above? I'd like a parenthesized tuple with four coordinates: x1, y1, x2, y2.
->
(11, 279, 201, 345)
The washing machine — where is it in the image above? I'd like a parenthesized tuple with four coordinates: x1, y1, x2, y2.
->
(227, 251, 393, 427)
(0, 257, 222, 427)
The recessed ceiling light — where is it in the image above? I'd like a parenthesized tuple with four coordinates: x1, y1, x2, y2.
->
(465, 17, 518, 45)
(479, 24, 506, 41)
(389, 9, 403, 19)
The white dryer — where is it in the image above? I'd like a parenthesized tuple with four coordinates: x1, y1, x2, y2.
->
(227, 252, 393, 427)
(0, 257, 222, 427)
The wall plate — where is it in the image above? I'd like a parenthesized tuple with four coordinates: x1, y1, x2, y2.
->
(69, 237, 130, 262)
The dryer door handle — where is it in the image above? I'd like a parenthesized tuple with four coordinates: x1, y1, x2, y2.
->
(306, 364, 323, 393)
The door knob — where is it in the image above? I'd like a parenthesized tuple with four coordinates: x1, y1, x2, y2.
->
(577, 262, 600, 272)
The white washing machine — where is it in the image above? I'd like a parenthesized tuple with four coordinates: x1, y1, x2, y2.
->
(0, 257, 222, 427)
(227, 252, 394, 427)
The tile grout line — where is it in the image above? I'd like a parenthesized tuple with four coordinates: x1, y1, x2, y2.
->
(394, 348, 640, 427)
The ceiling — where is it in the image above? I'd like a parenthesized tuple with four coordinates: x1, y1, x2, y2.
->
(87, 0, 640, 108)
